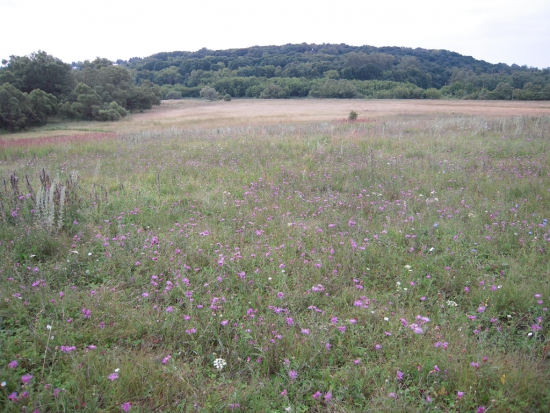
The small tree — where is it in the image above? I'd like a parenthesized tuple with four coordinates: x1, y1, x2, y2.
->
(200, 86, 218, 101)
(223, 94, 231, 101)
(348, 110, 358, 121)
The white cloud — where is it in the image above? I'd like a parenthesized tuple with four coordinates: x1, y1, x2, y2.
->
(1, 0, 549, 68)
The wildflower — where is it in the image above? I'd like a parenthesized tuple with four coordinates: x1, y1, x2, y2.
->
(397, 371, 404, 381)
(213, 358, 227, 371)
(8, 392, 18, 401)
(375, 344, 382, 350)
(108, 372, 118, 380)
(166, 306, 174, 313)
(280, 389, 287, 396)
(162, 355, 171, 364)
(60, 345, 76, 353)
(0, 382, 6, 387)
(289, 370, 298, 380)
(301, 328, 310, 335)
(476, 407, 486, 413)
(186, 328, 196, 334)
(8, 360, 18, 369)
(338, 326, 346, 333)
(457, 391, 465, 399)
(312, 391, 322, 400)
(324, 391, 332, 401)
(470, 362, 479, 369)
(389, 392, 397, 398)
(221, 320, 229, 326)
(477, 305, 486, 313)
(81, 308, 91, 318)
(21, 374, 33, 384)
(286, 317, 294, 326)
(121, 402, 132, 412)
(354, 359, 361, 364)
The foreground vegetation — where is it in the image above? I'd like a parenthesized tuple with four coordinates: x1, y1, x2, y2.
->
(1, 114, 549, 412)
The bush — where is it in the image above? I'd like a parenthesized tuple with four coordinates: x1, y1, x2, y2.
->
(348, 110, 358, 121)
(424, 88, 442, 99)
(200, 86, 218, 101)
(164, 91, 182, 100)
(308, 79, 361, 99)
(223, 94, 232, 101)
(259, 84, 288, 99)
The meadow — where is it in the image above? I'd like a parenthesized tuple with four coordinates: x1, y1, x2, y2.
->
(1, 100, 550, 412)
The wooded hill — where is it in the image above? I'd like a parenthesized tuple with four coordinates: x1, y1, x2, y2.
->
(120, 43, 550, 101)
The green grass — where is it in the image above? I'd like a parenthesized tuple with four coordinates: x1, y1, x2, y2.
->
(1, 115, 549, 412)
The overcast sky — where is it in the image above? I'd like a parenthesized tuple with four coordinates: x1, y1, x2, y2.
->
(2, 0, 549, 68)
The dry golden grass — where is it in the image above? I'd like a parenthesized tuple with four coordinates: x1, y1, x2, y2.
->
(3, 99, 550, 140)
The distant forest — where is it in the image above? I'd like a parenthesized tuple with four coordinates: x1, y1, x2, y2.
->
(1, 43, 549, 131)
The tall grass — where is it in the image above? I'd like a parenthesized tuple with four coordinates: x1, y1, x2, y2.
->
(1, 116, 549, 412)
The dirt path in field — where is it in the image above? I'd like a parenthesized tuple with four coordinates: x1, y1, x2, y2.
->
(3, 99, 550, 141)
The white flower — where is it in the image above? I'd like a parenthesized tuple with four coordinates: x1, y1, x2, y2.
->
(213, 358, 227, 371)
(1, 381, 6, 387)
(46, 324, 52, 330)
(446, 300, 458, 307)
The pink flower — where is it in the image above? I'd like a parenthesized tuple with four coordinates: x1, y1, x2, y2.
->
(162, 355, 171, 364)
(312, 391, 322, 400)
(108, 372, 118, 380)
(397, 371, 404, 381)
(121, 402, 132, 412)
(457, 391, 465, 399)
(301, 328, 310, 335)
(221, 320, 229, 326)
(21, 374, 33, 384)
(8, 392, 18, 401)
(289, 370, 298, 380)
(8, 360, 18, 369)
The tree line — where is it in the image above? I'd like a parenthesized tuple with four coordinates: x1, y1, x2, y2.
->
(0, 52, 161, 132)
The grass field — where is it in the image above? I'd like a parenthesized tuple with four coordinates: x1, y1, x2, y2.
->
(1, 100, 550, 412)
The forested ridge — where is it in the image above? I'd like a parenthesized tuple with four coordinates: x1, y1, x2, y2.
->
(123, 43, 550, 101)
(1, 43, 549, 131)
